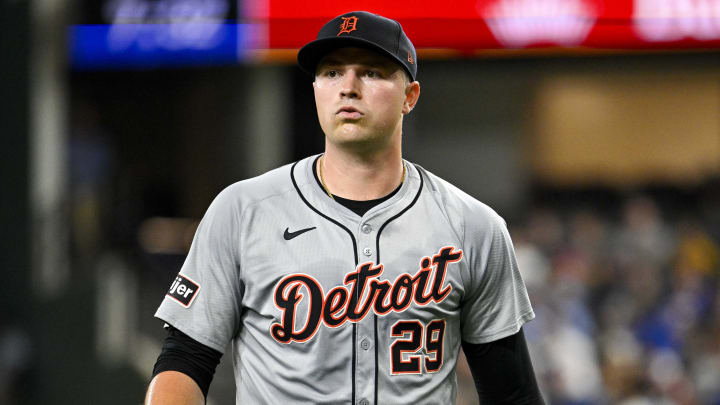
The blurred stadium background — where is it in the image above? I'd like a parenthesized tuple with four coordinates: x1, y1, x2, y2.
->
(2, 0, 720, 404)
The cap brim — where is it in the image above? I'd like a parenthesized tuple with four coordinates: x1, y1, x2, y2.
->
(297, 36, 414, 81)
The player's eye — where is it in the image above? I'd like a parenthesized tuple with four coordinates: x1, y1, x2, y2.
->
(326, 70, 339, 78)
(365, 70, 380, 78)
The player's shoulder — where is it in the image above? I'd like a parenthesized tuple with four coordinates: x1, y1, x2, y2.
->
(208, 161, 296, 212)
(415, 164, 506, 231)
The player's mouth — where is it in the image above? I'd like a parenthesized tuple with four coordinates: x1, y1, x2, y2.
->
(336, 106, 363, 120)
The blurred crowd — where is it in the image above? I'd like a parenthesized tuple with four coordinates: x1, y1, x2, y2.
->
(498, 195, 720, 405)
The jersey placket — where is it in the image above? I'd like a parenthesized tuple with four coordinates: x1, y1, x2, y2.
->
(355, 219, 377, 405)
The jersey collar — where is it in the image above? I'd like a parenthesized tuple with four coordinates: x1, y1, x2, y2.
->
(291, 154, 423, 230)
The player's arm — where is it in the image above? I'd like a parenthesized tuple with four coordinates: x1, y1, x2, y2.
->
(462, 328, 544, 404)
(150, 187, 243, 403)
(145, 326, 222, 405)
(145, 371, 204, 405)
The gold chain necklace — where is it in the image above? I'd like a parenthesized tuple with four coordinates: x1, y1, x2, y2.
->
(318, 155, 406, 200)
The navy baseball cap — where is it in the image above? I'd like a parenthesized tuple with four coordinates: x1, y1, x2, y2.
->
(297, 11, 417, 81)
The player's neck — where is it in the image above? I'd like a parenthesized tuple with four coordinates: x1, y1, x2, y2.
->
(319, 145, 404, 201)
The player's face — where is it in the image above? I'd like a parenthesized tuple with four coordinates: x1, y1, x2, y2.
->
(313, 47, 419, 151)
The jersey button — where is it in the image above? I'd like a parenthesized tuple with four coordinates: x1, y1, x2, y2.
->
(358, 399, 369, 405)
(361, 224, 372, 234)
(363, 247, 373, 256)
(360, 338, 370, 350)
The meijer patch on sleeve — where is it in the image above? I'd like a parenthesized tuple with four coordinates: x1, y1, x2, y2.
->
(167, 274, 200, 308)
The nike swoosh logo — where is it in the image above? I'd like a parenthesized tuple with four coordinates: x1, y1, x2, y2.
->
(283, 227, 317, 240)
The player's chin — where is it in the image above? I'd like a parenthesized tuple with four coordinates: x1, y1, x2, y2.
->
(334, 122, 366, 137)
(335, 117, 365, 126)
(339, 123, 371, 136)
(334, 132, 387, 150)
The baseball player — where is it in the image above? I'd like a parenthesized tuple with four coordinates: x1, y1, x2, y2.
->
(145, 11, 543, 405)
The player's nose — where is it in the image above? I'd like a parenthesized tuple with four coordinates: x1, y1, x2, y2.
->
(339, 70, 361, 99)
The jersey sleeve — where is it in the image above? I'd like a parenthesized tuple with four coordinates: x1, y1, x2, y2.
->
(154, 186, 244, 354)
(460, 211, 534, 344)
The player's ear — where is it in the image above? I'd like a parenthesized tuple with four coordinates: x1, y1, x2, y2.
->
(402, 81, 420, 114)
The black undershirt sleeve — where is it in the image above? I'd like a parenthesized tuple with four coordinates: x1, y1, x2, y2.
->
(462, 328, 545, 405)
(152, 325, 222, 399)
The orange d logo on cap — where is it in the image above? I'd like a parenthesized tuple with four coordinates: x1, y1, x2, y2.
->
(298, 11, 418, 81)
(338, 16, 358, 36)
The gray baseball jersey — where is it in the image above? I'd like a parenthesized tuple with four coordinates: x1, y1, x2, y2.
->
(155, 154, 534, 405)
